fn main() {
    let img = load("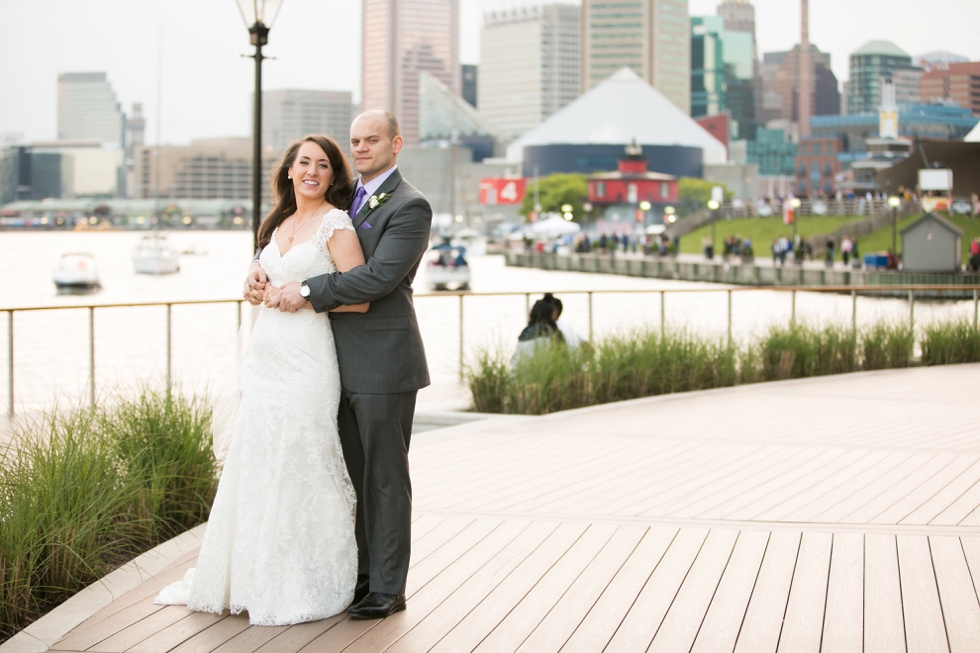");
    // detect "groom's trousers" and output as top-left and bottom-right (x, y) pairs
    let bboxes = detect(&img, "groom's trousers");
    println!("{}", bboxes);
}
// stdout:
(337, 388), (416, 596)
